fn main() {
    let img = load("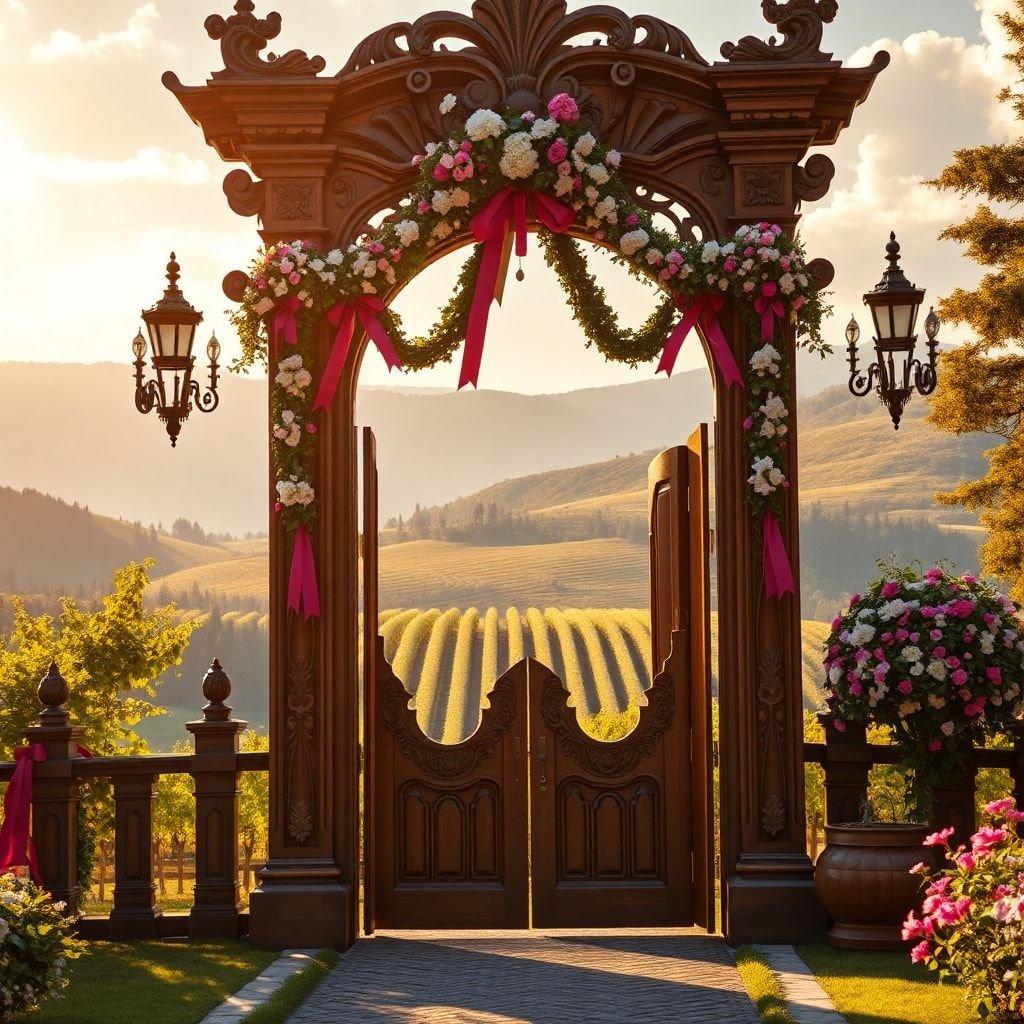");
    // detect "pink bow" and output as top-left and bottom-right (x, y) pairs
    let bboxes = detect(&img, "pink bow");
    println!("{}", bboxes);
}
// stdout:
(763, 511), (795, 599)
(0, 743), (46, 883)
(461, 188), (576, 389)
(271, 296), (302, 354)
(313, 298), (402, 412)
(658, 293), (744, 388)
(754, 282), (786, 343)
(287, 524), (321, 620)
